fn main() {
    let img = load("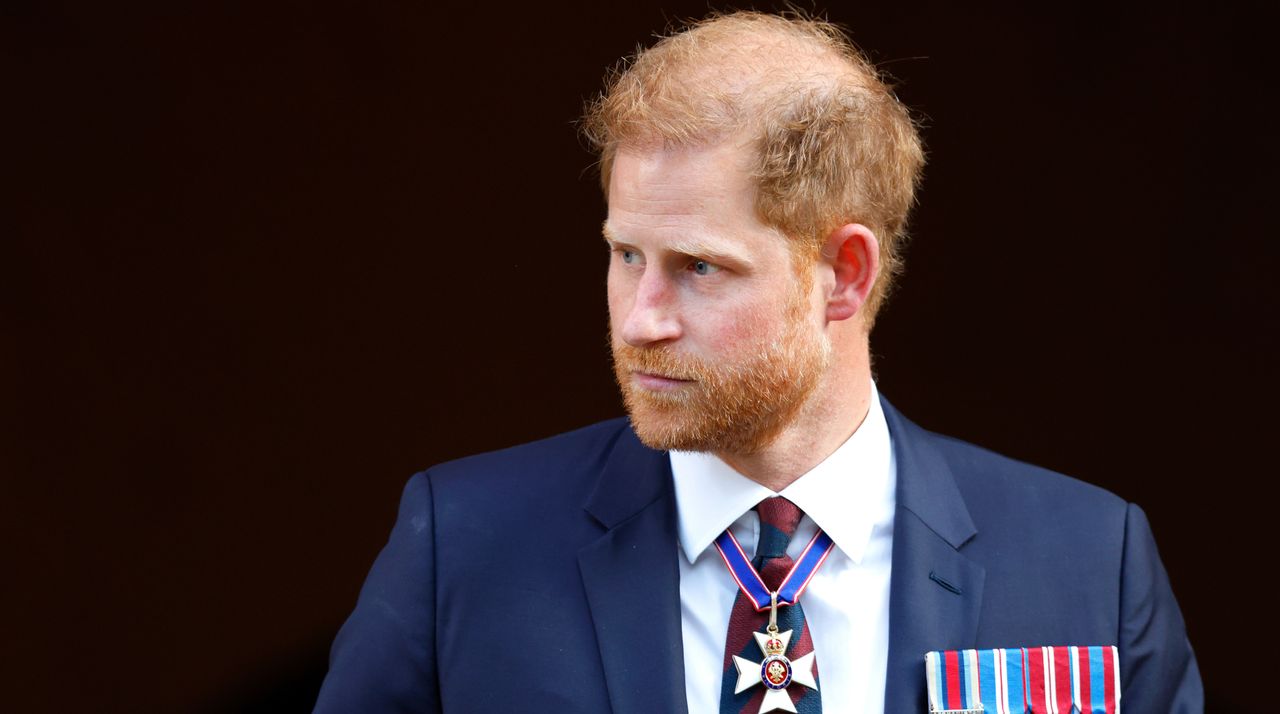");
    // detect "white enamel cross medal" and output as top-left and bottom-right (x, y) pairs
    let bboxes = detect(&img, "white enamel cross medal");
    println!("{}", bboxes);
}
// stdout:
(730, 593), (818, 714)
(713, 522), (834, 714)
